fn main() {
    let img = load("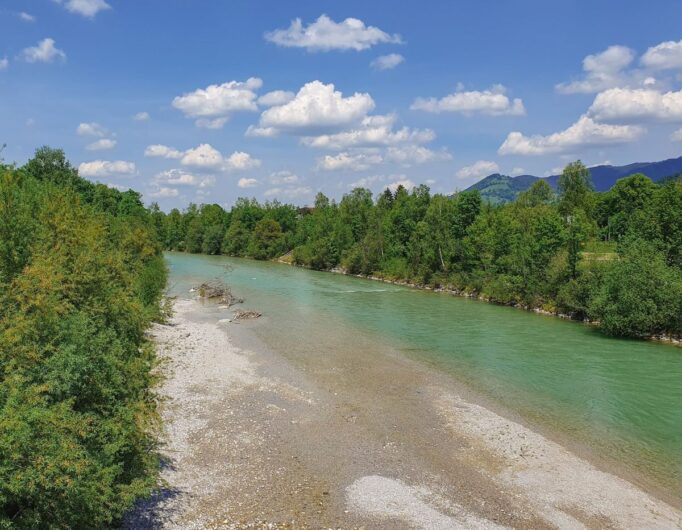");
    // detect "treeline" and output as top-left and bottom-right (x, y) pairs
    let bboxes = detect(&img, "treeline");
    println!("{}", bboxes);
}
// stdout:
(154, 161), (682, 339)
(0, 148), (167, 528)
